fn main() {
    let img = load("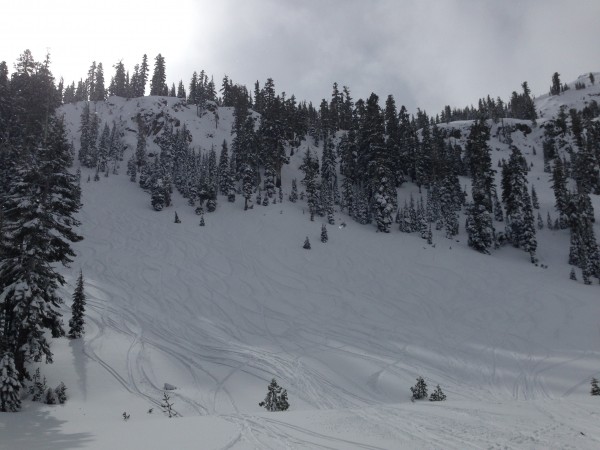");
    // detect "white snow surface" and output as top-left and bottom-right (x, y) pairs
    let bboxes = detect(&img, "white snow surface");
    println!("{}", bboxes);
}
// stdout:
(2, 80), (600, 449)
